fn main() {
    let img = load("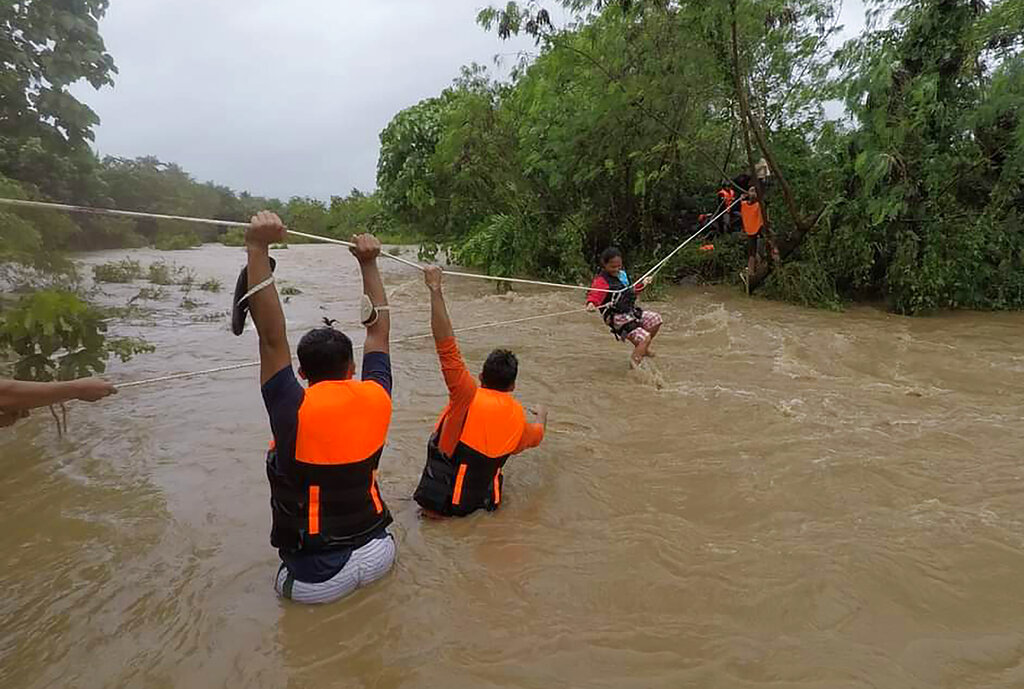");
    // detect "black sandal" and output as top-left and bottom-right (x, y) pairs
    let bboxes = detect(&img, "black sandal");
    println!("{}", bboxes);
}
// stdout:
(231, 256), (276, 336)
